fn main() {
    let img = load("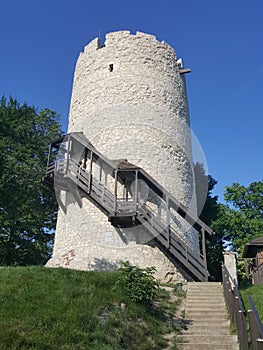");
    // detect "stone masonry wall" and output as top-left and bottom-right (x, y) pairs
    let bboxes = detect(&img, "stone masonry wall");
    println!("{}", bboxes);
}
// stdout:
(47, 31), (198, 282)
